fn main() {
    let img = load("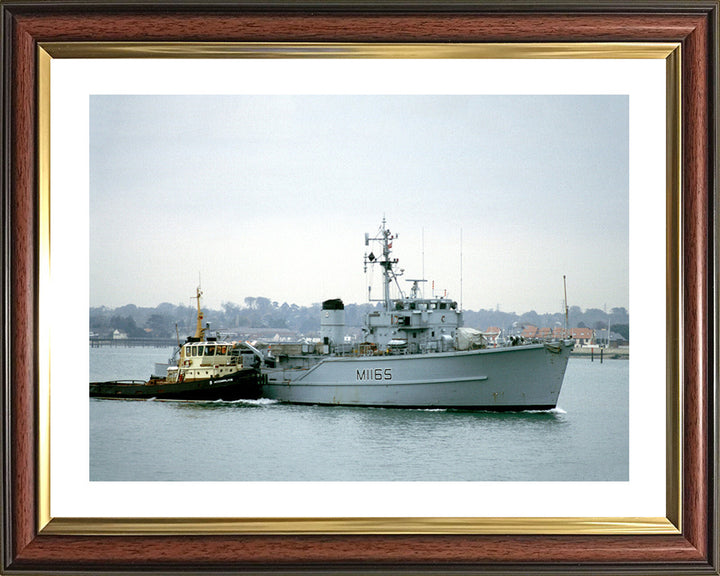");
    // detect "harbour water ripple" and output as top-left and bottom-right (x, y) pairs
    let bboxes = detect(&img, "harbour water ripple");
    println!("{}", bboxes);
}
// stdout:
(90, 346), (628, 481)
